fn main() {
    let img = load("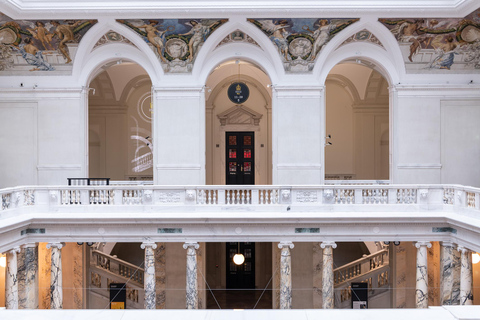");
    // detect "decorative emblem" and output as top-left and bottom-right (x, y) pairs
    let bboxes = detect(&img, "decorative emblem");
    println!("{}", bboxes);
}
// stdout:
(227, 82), (249, 104)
